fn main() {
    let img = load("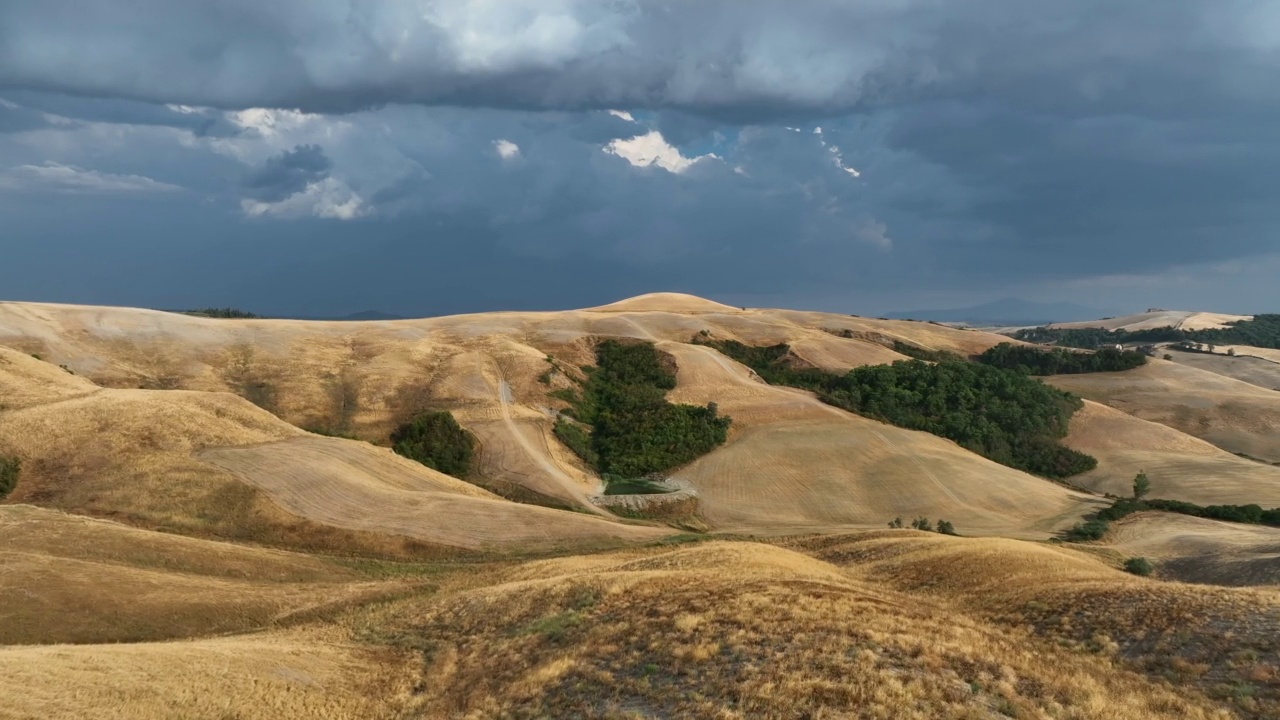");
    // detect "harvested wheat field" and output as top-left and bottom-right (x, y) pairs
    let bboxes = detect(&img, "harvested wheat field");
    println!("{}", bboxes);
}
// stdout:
(1101, 511), (1280, 587)
(200, 437), (669, 551)
(0, 504), (402, 644)
(1049, 358), (1280, 464)
(662, 342), (1101, 536)
(1049, 310), (1252, 332)
(1166, 347), (1280, 391)
(1062, 400), (1280, 506)
(0, 628), (410, 720)
(0, 296), (1042, 537)
(0, 345), (667, 555)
